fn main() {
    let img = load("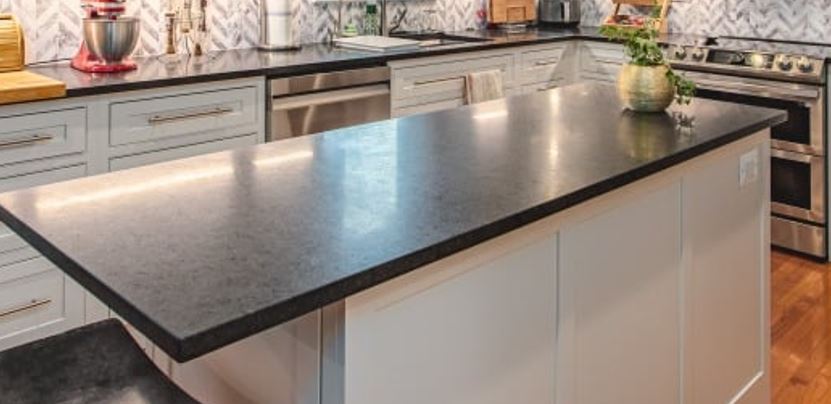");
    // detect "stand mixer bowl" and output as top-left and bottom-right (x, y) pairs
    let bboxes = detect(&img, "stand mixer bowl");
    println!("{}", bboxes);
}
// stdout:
(83, 17), (140, 64)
